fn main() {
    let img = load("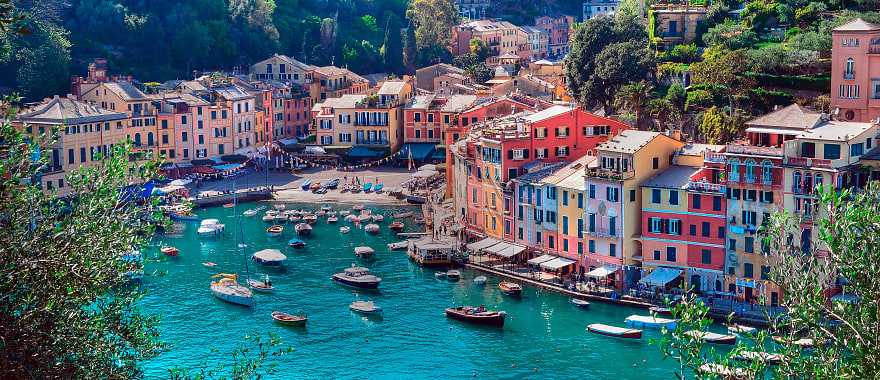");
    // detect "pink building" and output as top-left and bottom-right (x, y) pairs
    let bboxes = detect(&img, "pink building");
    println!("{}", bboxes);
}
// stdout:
(830, 18), (880, 122)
